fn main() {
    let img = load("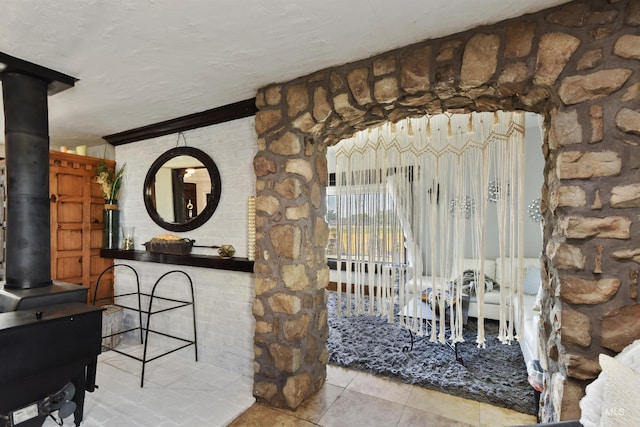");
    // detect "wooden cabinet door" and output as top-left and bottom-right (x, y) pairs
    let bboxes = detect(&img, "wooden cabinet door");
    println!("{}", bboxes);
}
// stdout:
(50, 152), (115, 304)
